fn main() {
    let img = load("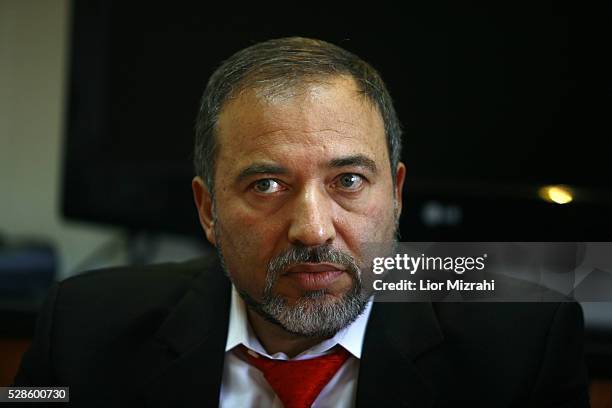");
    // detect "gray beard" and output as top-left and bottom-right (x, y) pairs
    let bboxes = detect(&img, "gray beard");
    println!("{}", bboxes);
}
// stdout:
(217, 242), (371, 338)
